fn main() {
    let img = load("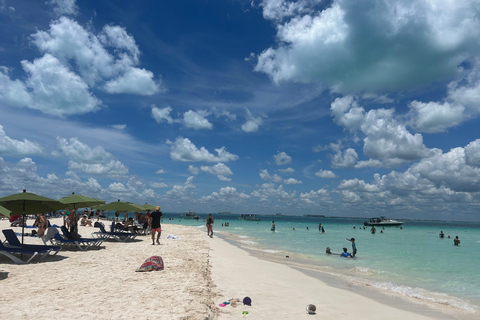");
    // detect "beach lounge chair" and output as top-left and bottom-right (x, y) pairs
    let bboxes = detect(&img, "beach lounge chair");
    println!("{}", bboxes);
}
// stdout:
(47, 226), (105, 251)
(2, 229), (61, 256)
(0, 239), (50, 264)
(91, 223), (137, 242)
